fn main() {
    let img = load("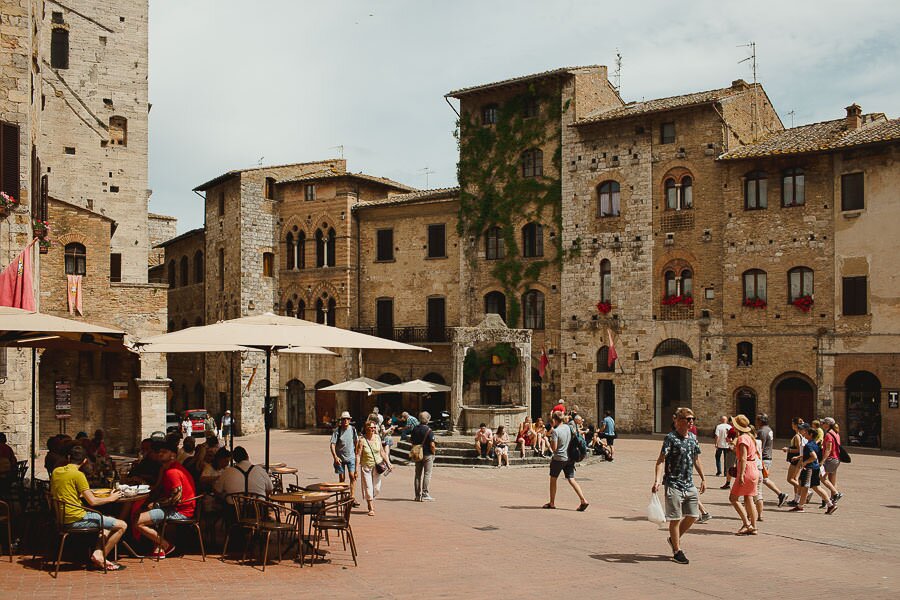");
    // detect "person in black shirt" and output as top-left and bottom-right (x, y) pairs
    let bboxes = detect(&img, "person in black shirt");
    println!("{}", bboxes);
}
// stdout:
(410, 411), (436, 502)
